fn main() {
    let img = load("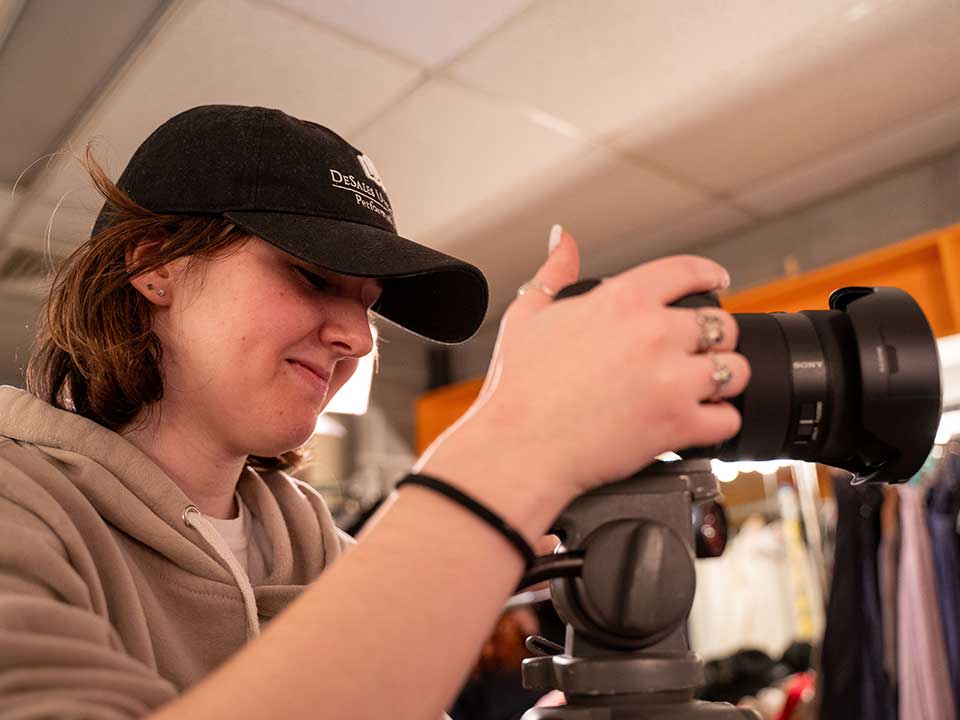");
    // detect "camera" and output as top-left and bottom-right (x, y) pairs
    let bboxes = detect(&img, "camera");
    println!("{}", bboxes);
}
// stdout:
(519, 280), (942, 719)
(557, 279), (943, 484)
